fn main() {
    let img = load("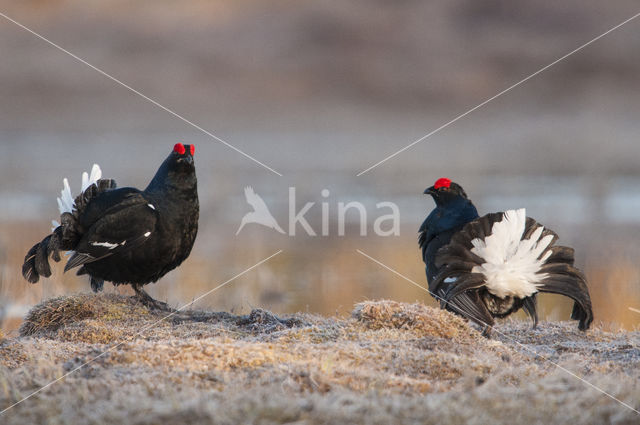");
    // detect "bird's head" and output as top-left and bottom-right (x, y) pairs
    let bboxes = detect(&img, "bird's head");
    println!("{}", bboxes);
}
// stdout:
(145, 143), (197, 194)
(171, 142), (195, 170)
(424, 177), (468, 205)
